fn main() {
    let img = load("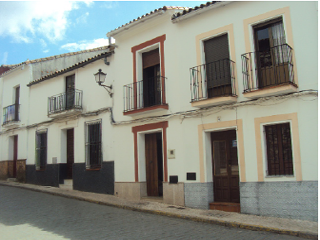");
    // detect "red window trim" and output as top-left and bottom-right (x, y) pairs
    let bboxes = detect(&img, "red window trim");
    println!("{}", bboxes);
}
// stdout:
(132, 121), (168, 183)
